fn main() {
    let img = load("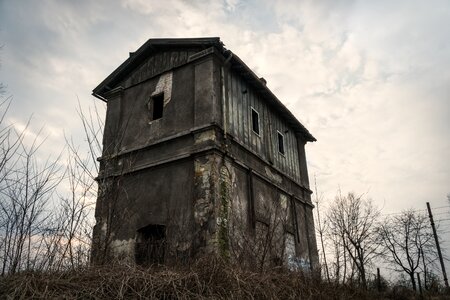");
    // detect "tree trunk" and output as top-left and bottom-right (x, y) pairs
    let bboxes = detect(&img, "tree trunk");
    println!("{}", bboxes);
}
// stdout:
(410, 272), (417, 291)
